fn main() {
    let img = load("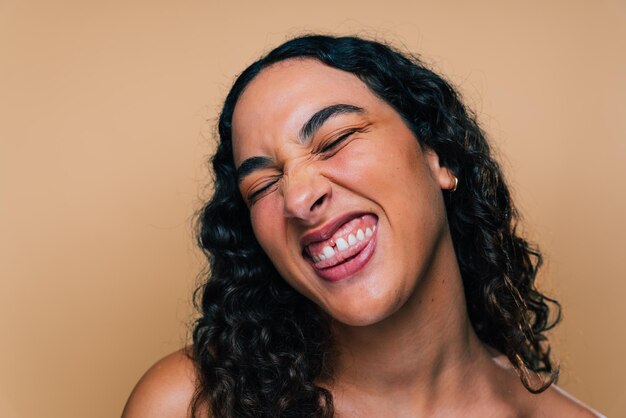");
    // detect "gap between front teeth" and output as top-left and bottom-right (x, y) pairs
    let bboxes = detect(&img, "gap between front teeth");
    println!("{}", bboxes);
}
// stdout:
(312, 226), (375, 263)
